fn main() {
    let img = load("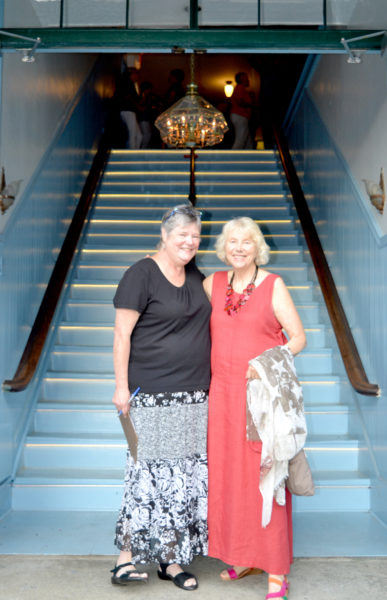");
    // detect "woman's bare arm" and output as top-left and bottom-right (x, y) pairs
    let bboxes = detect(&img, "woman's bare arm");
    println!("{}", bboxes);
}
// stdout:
(203, 273), (214, 301)
(246, 276), (306, 380)
(272, 276), (306, 355)
(112, 308), (140, 416)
